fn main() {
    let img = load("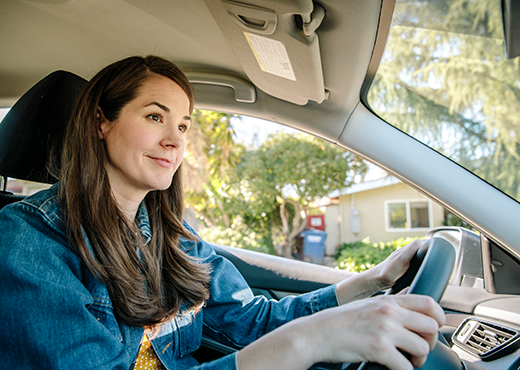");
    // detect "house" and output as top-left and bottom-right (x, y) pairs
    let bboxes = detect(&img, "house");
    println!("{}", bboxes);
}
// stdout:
(324, 176), (444, 255)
